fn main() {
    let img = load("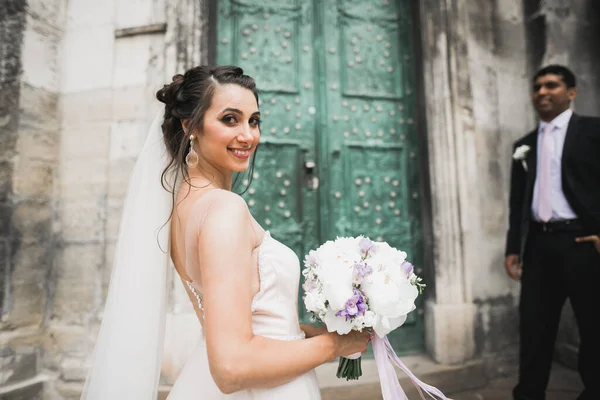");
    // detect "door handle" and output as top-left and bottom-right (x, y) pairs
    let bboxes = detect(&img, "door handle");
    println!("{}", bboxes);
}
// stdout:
(304, 160), (319, 190)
